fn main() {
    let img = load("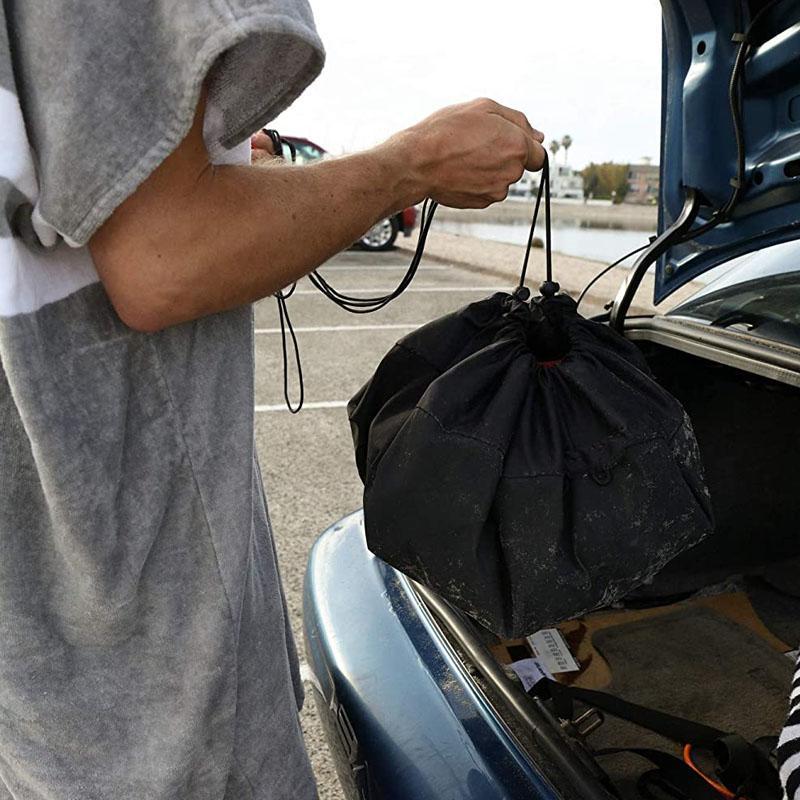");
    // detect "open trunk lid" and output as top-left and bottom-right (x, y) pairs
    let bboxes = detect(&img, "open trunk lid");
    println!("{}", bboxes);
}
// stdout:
(657, 0), (800, 303)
